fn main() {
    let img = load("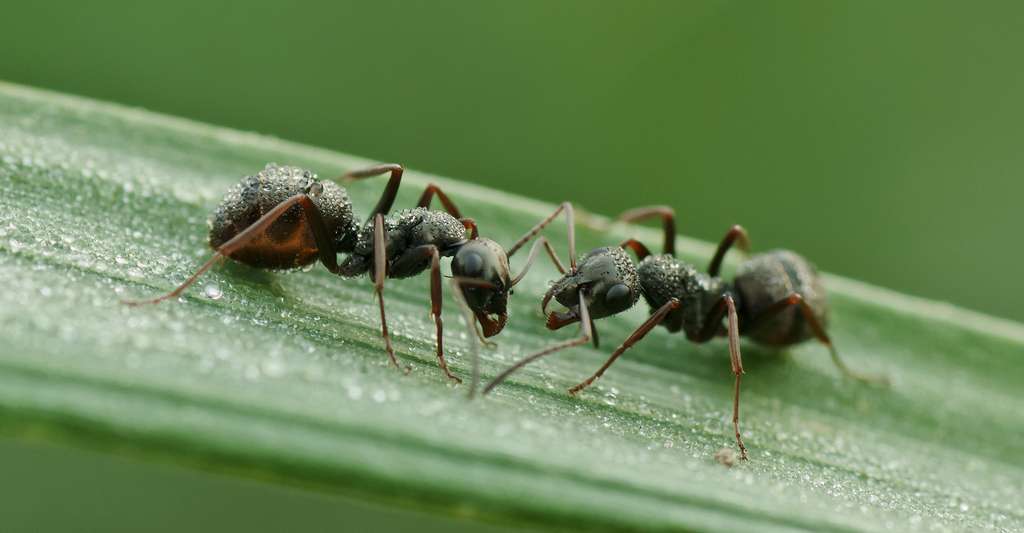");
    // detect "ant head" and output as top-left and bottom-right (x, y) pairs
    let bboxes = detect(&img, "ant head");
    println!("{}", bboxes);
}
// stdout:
(451, 238), (512, 337)
(543, 246), (640, 330)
